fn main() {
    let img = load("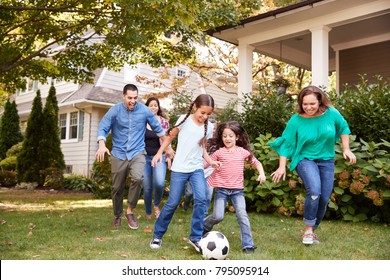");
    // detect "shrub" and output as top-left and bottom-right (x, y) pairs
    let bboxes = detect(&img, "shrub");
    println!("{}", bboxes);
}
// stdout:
(331, 75), (390, 143)
(0, 170), (17, 187)
(238, 88), (295, 143)
(91, 133), (112, 199)
(41, 167), (64, 189)
(63, 175), (97, 192)
(0, 156), (17, 171)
